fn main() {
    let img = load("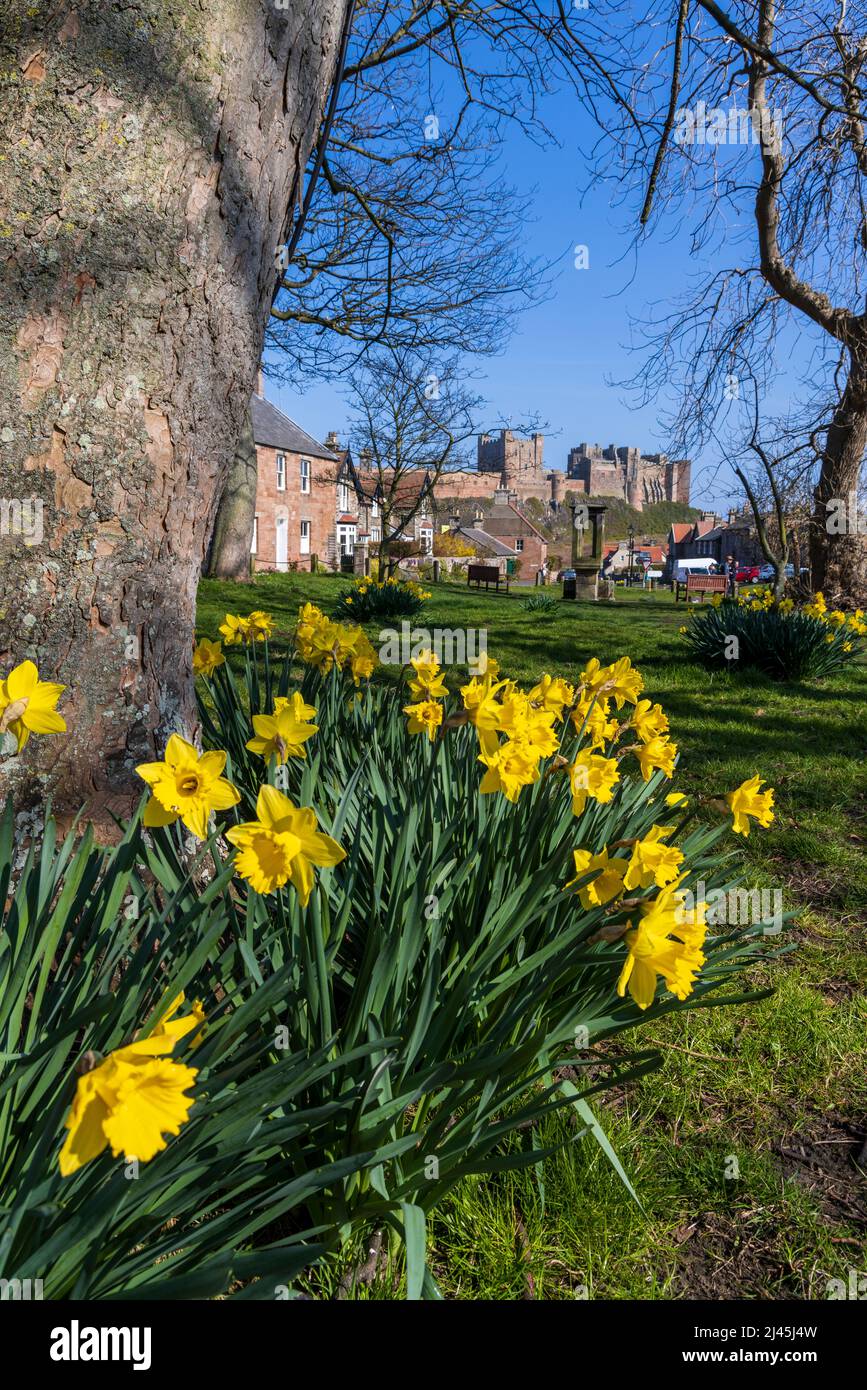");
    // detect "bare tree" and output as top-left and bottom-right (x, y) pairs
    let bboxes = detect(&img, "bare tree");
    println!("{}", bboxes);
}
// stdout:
(345, 350), (481, 575)
(591, 0), (867, 602)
